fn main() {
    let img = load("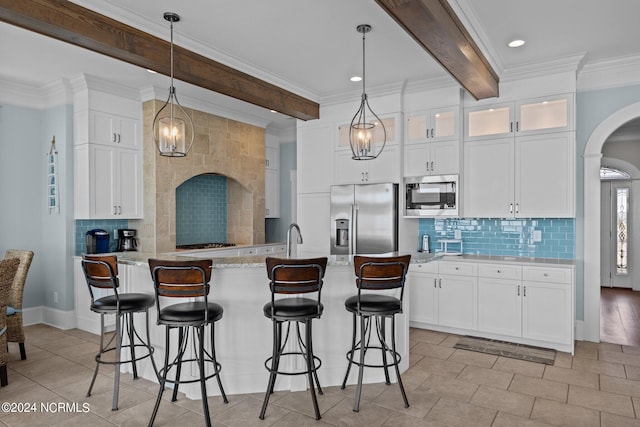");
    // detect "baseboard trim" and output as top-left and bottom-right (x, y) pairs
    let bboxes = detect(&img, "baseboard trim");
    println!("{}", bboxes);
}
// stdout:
(23, 306), (75, 330)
